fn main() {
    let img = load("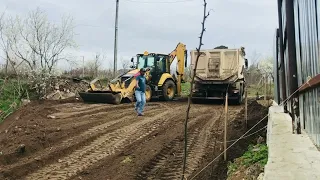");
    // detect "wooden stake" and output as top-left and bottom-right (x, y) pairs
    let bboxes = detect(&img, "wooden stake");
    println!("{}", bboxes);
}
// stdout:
(245, 86), (248, 129)
(264, 75), (267, 101)
(269, 77), (272, 105)
(224, 93), (228, 161)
